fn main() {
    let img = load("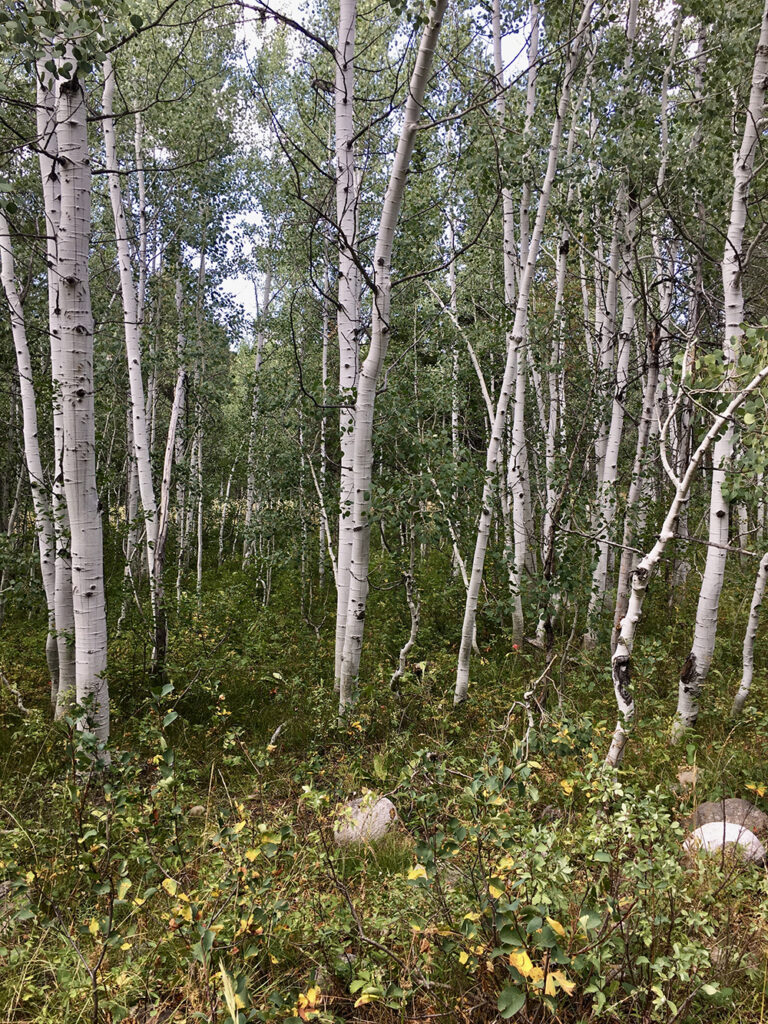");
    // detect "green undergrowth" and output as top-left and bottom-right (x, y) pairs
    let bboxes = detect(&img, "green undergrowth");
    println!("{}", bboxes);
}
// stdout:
(2, 567), (768, 1023)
